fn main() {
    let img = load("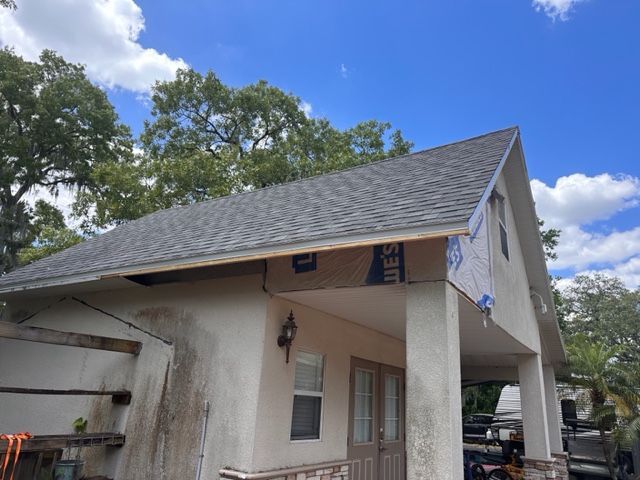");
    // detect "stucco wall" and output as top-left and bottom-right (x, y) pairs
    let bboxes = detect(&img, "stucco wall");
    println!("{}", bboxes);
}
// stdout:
(489, 164), (541, 354)
(250, 296), (405, 472)
(0, 274), (269, 479)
